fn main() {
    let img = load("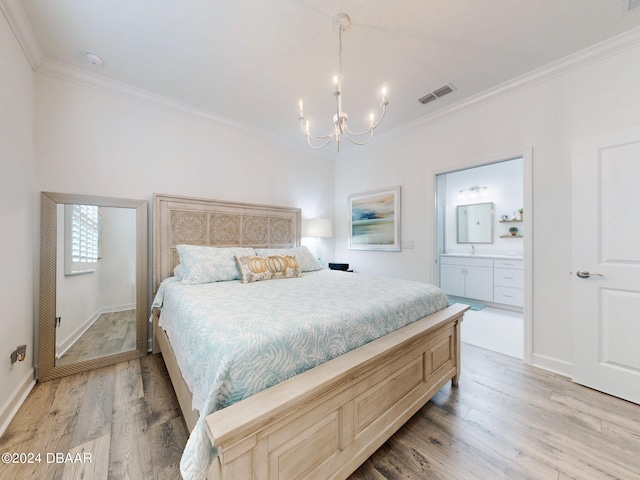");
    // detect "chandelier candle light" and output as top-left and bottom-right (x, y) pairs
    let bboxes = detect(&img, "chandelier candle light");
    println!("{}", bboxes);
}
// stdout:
(298, 13), (389, 151)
